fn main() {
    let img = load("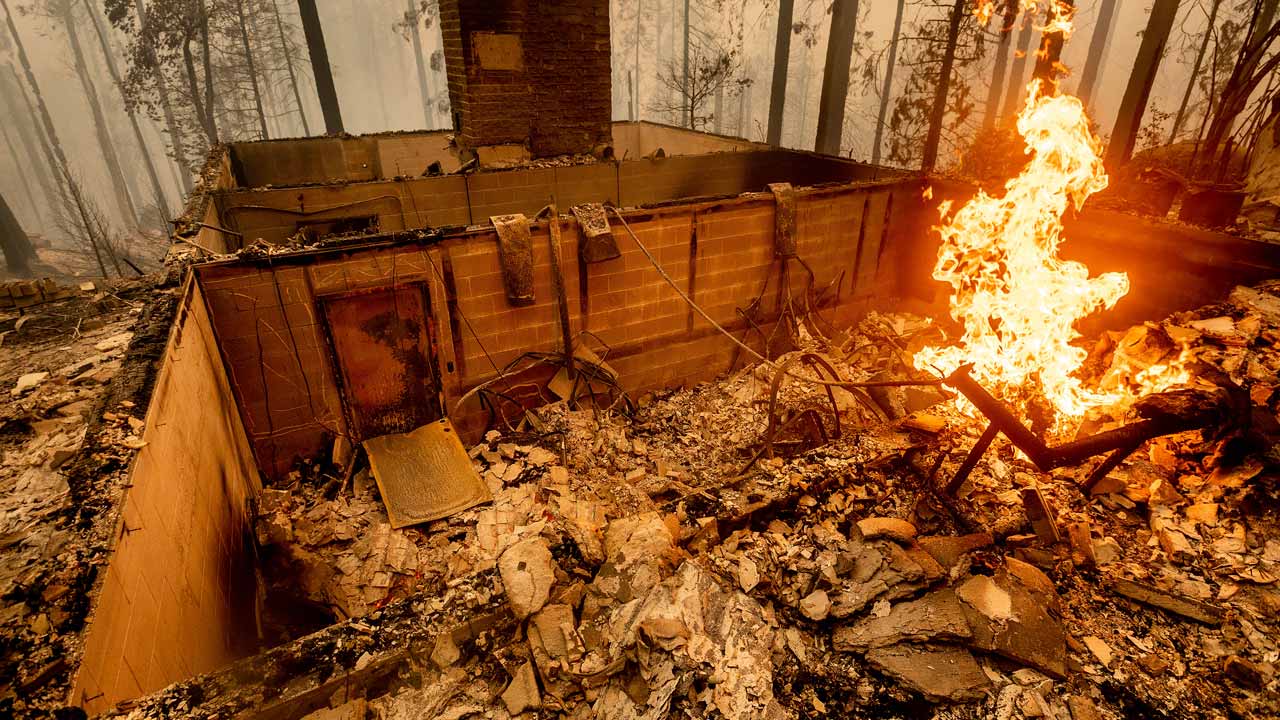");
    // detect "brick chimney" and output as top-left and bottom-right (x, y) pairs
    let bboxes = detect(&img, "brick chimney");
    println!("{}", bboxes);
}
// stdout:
(439, 0), (612, 160)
